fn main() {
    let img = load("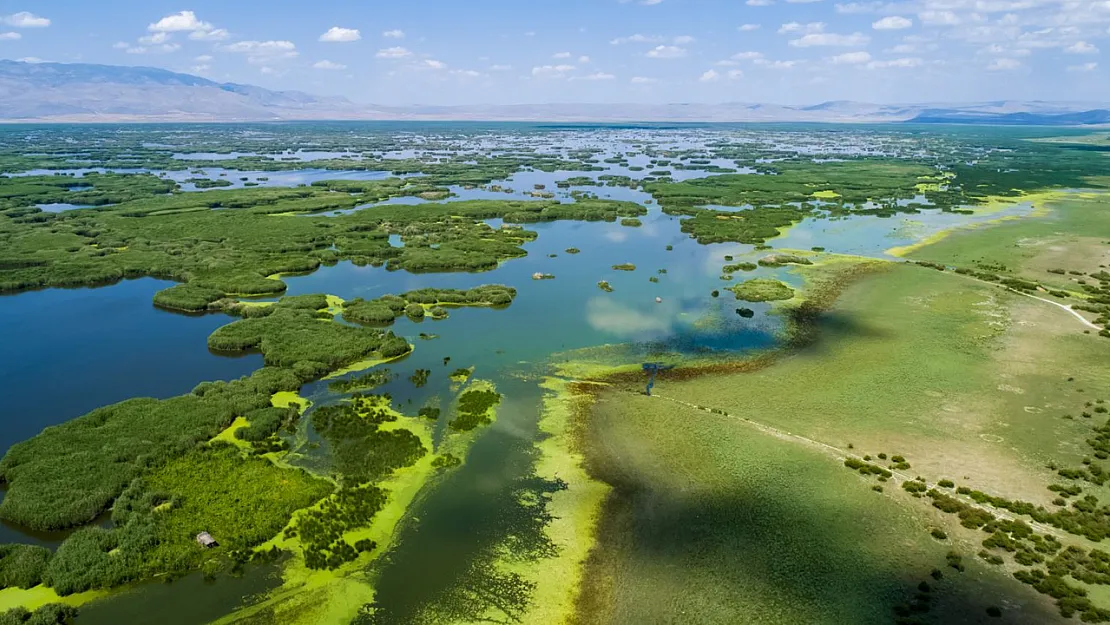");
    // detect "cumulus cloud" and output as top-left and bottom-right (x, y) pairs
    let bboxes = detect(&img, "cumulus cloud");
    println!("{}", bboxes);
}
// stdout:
(779, 22), (825, 34)
(0, 31), (20, 40)
(1065, 41), (1099, 54)
(320, 27), (361, 42)
(872, 16), (912, 30)
(738, 24), (761, 31)
(867, 57), (923, 68)
(631, 76), (658, 83)
(532, 64), (576, 78)
(224, 40), (298, 63)
(190, 29), (229, 41)
(579, 55), (591, 63)
(383, 29), (405, 39)
(313, 60), (347, 70)
(489, 64), (513, 71)
(673, 35), (696, 44)
(2, 11), (50, 28)
(699, 69), (720, 81)
(732, 51), (765, 60)
(832, 51), (872, 63)
(149, 11), (211, 33)
(422, 59), (447, 70)
(553, 51), (572, 58)
(646, 45), (687, 58)
(610, 34), (665, 44)
(375, 46), (412, 58)
(574, 71), (616, 80)
(790, 32), (870, 47)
